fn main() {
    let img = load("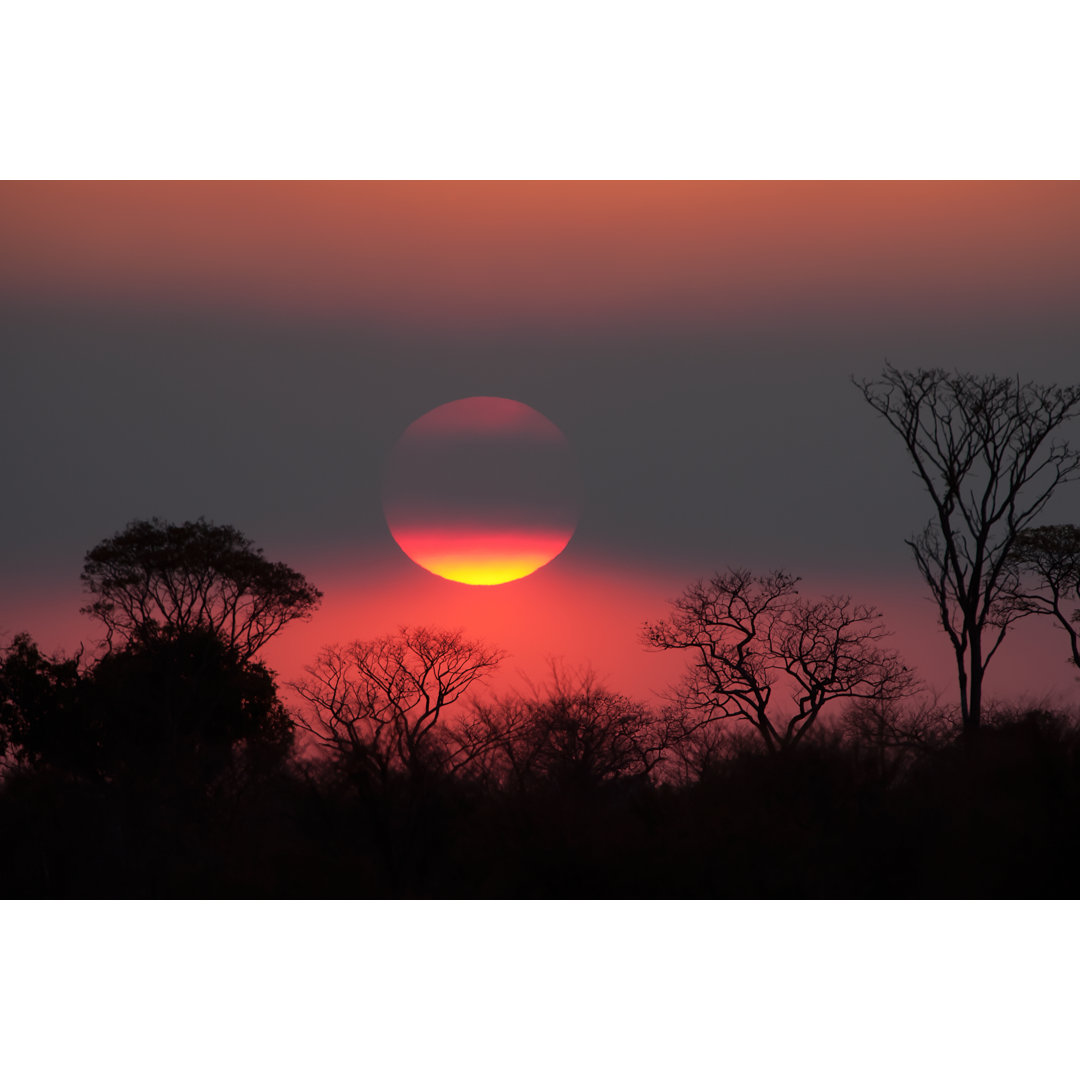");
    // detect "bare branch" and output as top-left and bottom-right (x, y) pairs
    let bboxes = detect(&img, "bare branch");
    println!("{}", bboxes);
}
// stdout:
(291, 626), (504, 782)
(644, 569), (915, 755)
(855, 365), (1080, 731)
(1002, 524), (1080, 670)
(463, 663), (678, 791)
